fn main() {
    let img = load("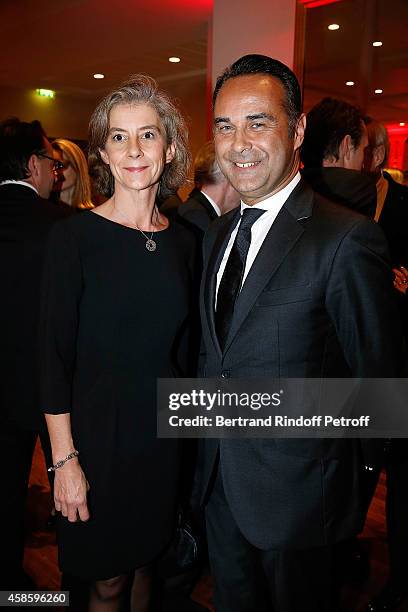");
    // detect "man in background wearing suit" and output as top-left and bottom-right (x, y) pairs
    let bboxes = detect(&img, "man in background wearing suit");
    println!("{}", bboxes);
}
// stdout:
(364, 117), (408, 270)
(364, 117), (408, 612)
(199, 55), (404, 612)
(300, 96), (376, 218)
(179, 141), (239, 233)
(301, 97), (380, 584)
(0, 118), (69, 588)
